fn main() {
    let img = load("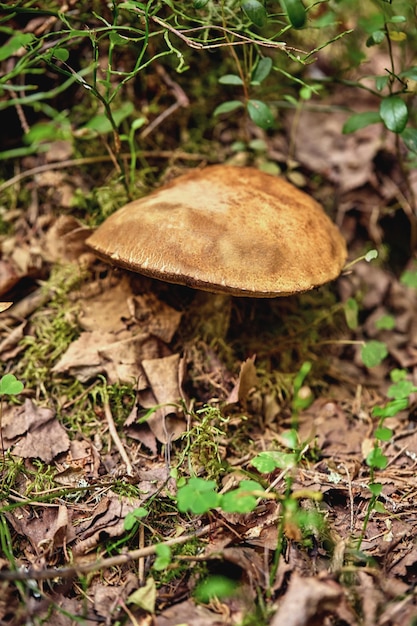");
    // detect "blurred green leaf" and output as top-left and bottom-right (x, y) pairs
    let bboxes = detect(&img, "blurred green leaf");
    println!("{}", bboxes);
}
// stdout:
(219, 74), (244, 86)
(280, 0), (306, 29)
(380, 96), (408, 133)
(400, 267), (417, 289)
(366, 448), (388, 470)
(343, 111), (381, 133)
(361, 341), (388, 368)
(401, 128), (417, 154)
(0, 33), (34, 62)
(242, 0), (268, 27)
(251, 56), (272, 84)
(213, 100), (244, 116)
(247, 99), (274, 129)
(344, 297), (359, 330)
